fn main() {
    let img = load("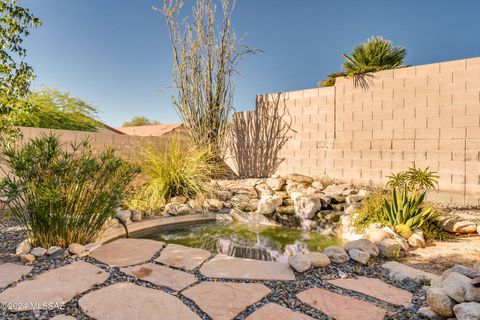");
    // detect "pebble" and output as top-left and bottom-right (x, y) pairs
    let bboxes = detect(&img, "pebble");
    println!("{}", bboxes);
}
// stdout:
(68, 243), (85, 255)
